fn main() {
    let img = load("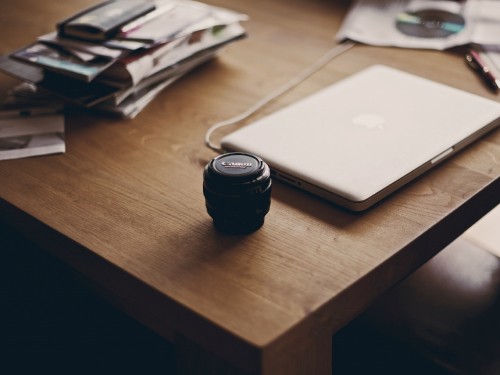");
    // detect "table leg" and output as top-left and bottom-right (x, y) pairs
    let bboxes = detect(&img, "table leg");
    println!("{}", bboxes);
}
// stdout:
(175, 332), (332, 375)
(262, 332), (332, 375)
(175, 333), (251, 375)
